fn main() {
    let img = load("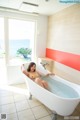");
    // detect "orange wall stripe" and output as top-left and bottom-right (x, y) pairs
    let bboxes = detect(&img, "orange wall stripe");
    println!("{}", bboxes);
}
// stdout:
(46, 48), (80, 71)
